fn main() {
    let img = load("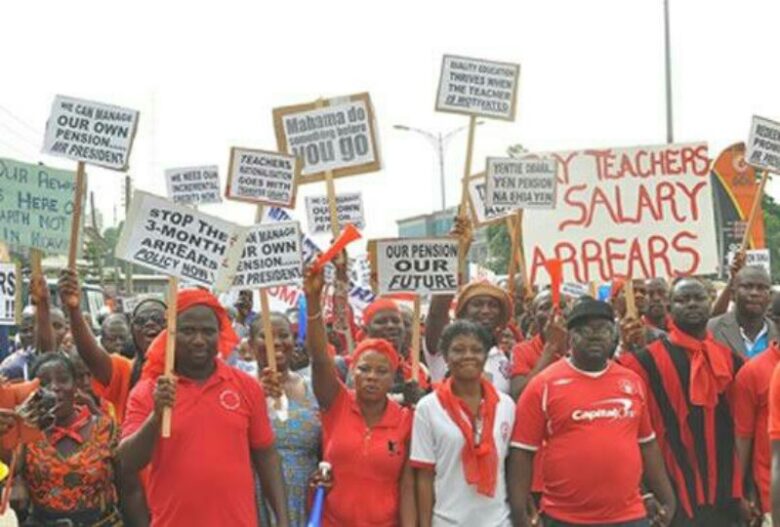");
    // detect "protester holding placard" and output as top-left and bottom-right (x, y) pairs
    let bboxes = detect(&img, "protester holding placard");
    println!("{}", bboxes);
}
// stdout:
(57, 270), (166, 424)
(621, 279), (744, 525)
(118, 288), (289, 527)
(303, 265), (415, 527)
(252, 313), (321, 527)
(412, 320), (515, 527)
